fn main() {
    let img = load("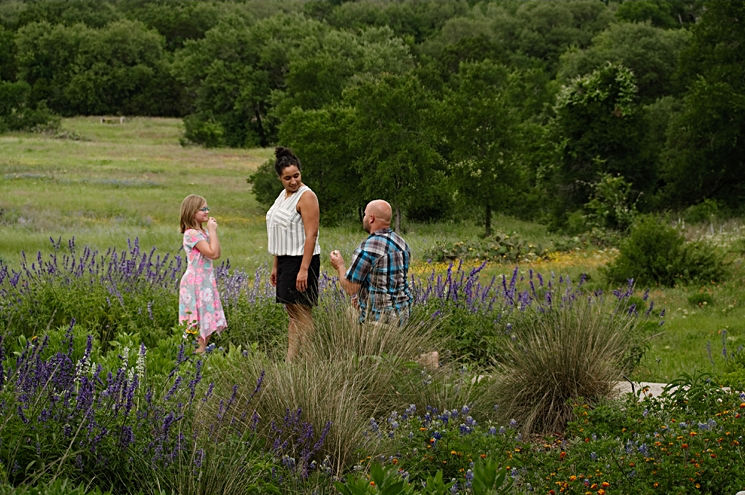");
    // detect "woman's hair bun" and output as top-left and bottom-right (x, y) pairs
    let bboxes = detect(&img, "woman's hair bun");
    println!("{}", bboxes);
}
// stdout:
(274, 146), (301, 174)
